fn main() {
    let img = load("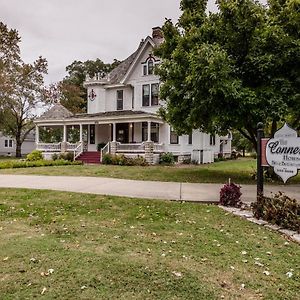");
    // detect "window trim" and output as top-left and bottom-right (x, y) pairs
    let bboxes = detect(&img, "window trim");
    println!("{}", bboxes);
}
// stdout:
(170, 128), (179, 145)
(116, 90), (124, 111)
(4, 139), (13, 148)
(188, 133), (193, 145)
(142, 83), (159, 107)
(210, 134), (216, 146)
